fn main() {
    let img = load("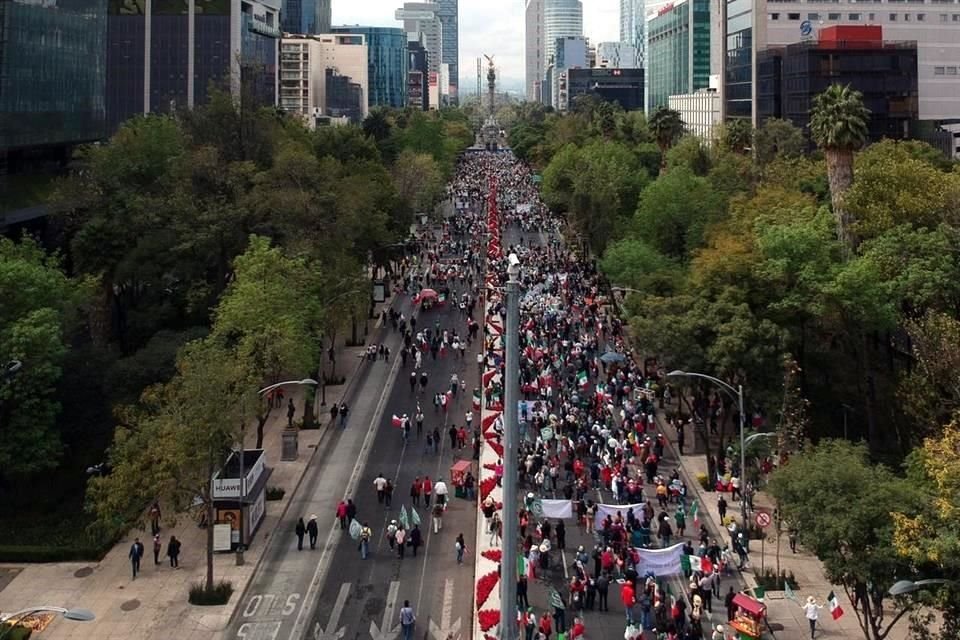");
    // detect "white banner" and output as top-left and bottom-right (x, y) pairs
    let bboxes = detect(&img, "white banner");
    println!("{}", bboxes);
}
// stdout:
(634, 543), (686, 577)
(539, 499), (573, 519)
(594, 502), (645, 530)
